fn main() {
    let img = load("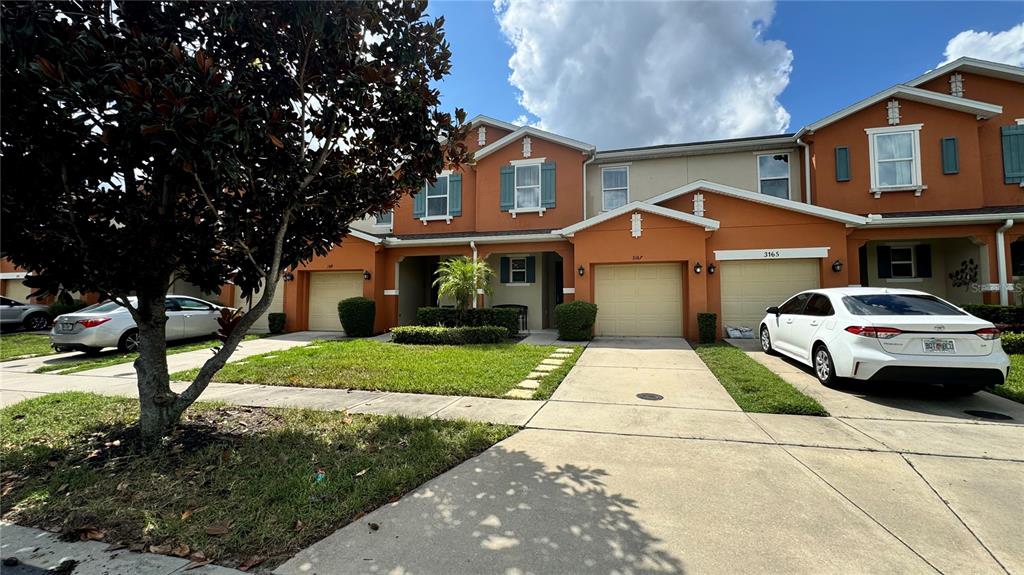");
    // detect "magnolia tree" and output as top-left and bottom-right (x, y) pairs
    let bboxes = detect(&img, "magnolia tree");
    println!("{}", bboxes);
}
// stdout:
(1, 1), (467, 445)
